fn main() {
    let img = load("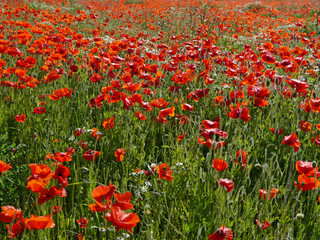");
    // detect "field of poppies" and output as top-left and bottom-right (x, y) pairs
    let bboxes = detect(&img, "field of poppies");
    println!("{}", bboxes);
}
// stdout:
(0, 0), (320, 239)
